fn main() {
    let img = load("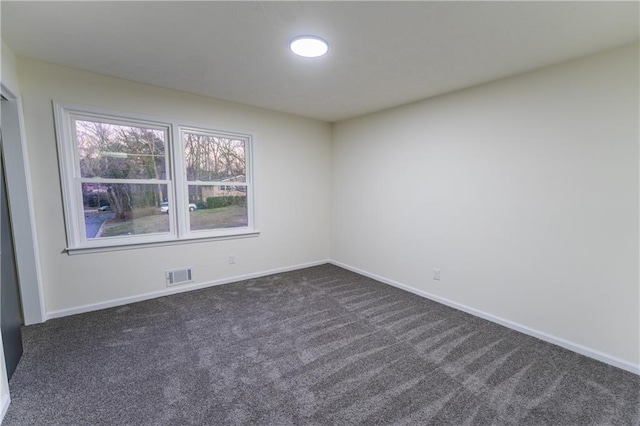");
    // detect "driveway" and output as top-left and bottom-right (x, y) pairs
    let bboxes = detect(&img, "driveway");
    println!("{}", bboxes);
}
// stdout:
(84, 211), (115, 238)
